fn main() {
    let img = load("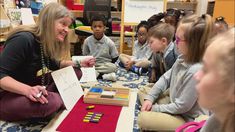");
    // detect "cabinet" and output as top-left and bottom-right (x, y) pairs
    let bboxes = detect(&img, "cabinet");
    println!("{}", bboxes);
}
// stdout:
(213, 0), (234, 26)
(167, 1), (198, 13)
